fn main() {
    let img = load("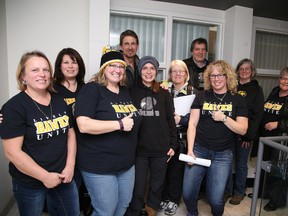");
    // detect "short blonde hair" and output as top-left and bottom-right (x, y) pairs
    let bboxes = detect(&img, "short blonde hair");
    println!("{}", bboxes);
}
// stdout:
(16, 51), (54, 92)
(280, 66), (288, 78)
(203, 60), (238, 94)
(168, 60), (190, 83)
